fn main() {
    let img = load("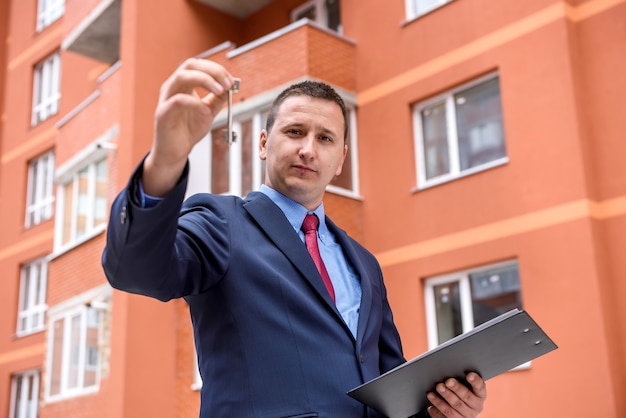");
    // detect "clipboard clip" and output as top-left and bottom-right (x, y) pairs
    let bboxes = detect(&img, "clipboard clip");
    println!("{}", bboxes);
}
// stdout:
(222, 78), (241, 145)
